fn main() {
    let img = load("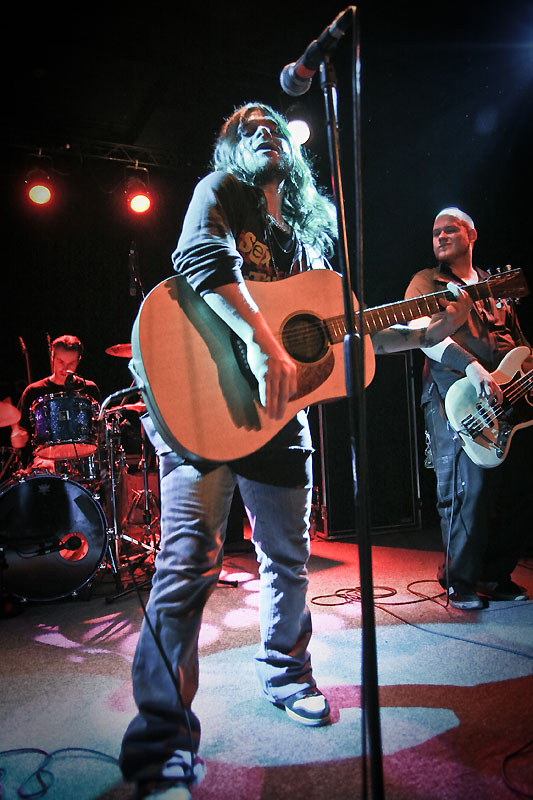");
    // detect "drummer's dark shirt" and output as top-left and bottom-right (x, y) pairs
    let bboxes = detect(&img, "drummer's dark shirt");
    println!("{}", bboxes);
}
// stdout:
(18, 377), (101, 466)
